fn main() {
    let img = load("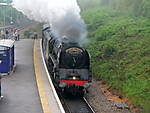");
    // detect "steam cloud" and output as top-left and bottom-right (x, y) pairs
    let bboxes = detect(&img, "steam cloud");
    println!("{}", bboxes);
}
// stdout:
(13, 0), (87, 43)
